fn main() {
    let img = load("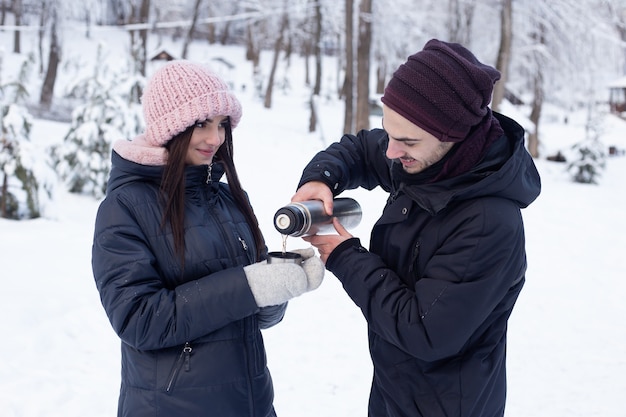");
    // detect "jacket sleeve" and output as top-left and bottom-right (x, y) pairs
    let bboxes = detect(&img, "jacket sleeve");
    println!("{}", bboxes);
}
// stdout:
(297, 129), (393, 194)
(257, 303), (287, 329)
(326, 198), (526, 362)
(92, 194), (260, 351)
